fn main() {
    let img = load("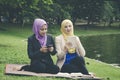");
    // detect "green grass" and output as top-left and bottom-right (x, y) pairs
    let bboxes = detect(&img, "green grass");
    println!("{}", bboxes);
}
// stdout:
(0, 23), (120, 80)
